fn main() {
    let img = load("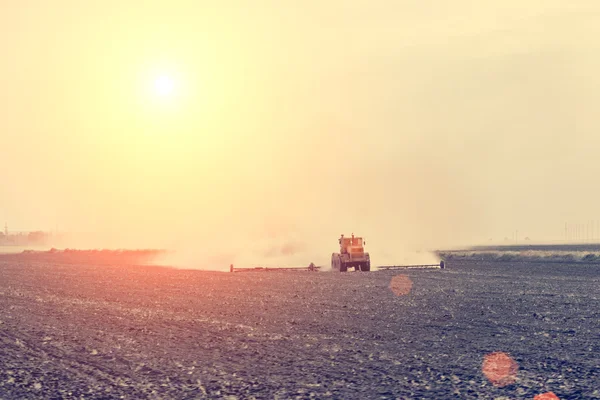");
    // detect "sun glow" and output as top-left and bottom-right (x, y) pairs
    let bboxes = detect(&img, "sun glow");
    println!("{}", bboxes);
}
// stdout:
(140, 66), (189, 115)
(153, 74), (176, 98)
